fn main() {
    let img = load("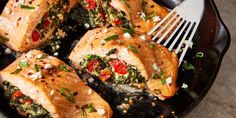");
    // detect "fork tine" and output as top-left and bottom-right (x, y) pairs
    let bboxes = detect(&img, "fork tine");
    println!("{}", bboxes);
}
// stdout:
(147, 6), (179, 35)
(163, 19), (185, 46)
(152, 13), (179, 42)
(178, 22), (200, 66)
(157, 16), (182, 44)
(175, 22), (194, 54)
(168, 21), (188, 51)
